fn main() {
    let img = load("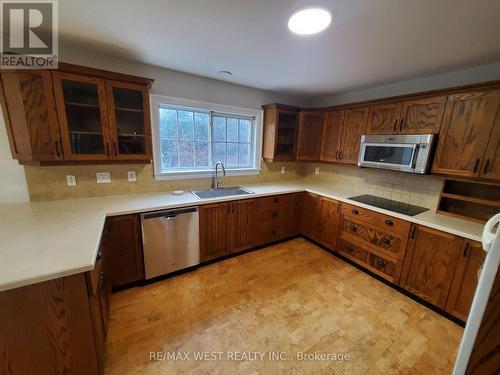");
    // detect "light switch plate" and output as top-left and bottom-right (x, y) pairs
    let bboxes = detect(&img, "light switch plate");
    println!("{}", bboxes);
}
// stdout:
(96, 172), (111, 184)
(66, 175), (77, 186)
(128, 171), (137, 182)
(280, 166), (286, 174)
(314, 167), (320, 175)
